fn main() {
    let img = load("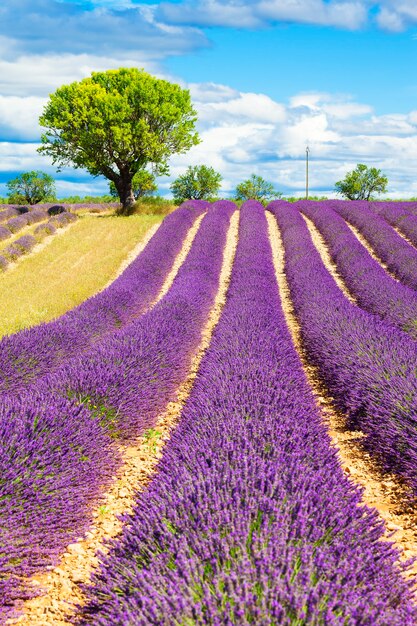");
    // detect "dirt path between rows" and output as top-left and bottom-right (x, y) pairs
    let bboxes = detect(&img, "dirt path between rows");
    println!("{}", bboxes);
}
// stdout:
(392, 224), (417, 249)
(343, 219), (401, 282)
(266, 211), (417, 591)
(301, 214), (357, 304)
(10, 211), (239, 625)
